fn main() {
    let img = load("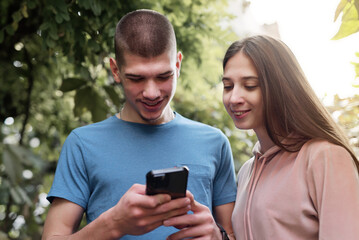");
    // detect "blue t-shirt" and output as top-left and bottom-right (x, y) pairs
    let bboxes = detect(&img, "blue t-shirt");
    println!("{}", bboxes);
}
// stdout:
(47, 112), (237, 239)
